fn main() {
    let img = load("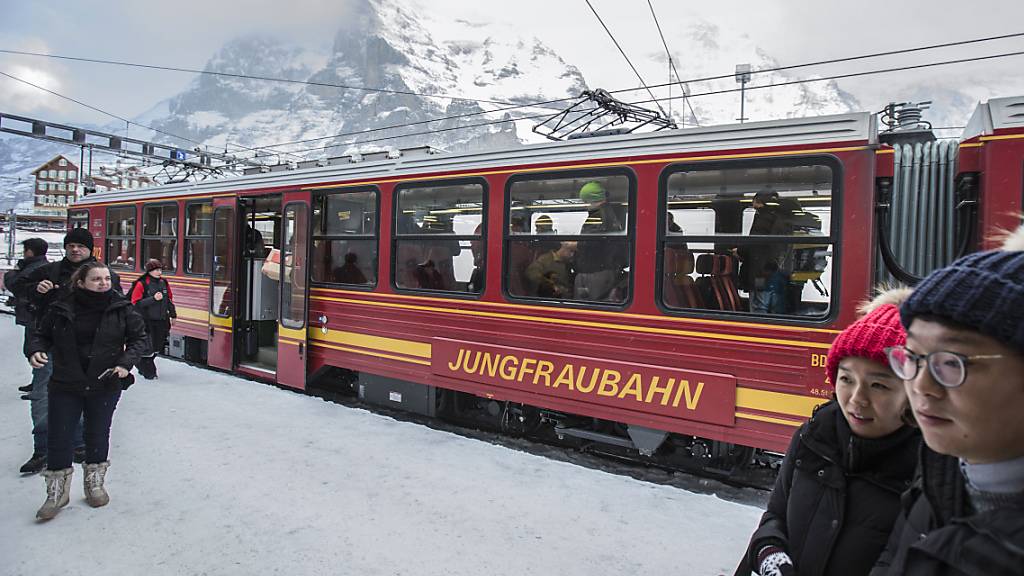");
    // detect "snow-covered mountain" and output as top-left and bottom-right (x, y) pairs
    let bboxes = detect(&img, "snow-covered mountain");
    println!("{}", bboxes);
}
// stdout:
(1, 0), (880, 208)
